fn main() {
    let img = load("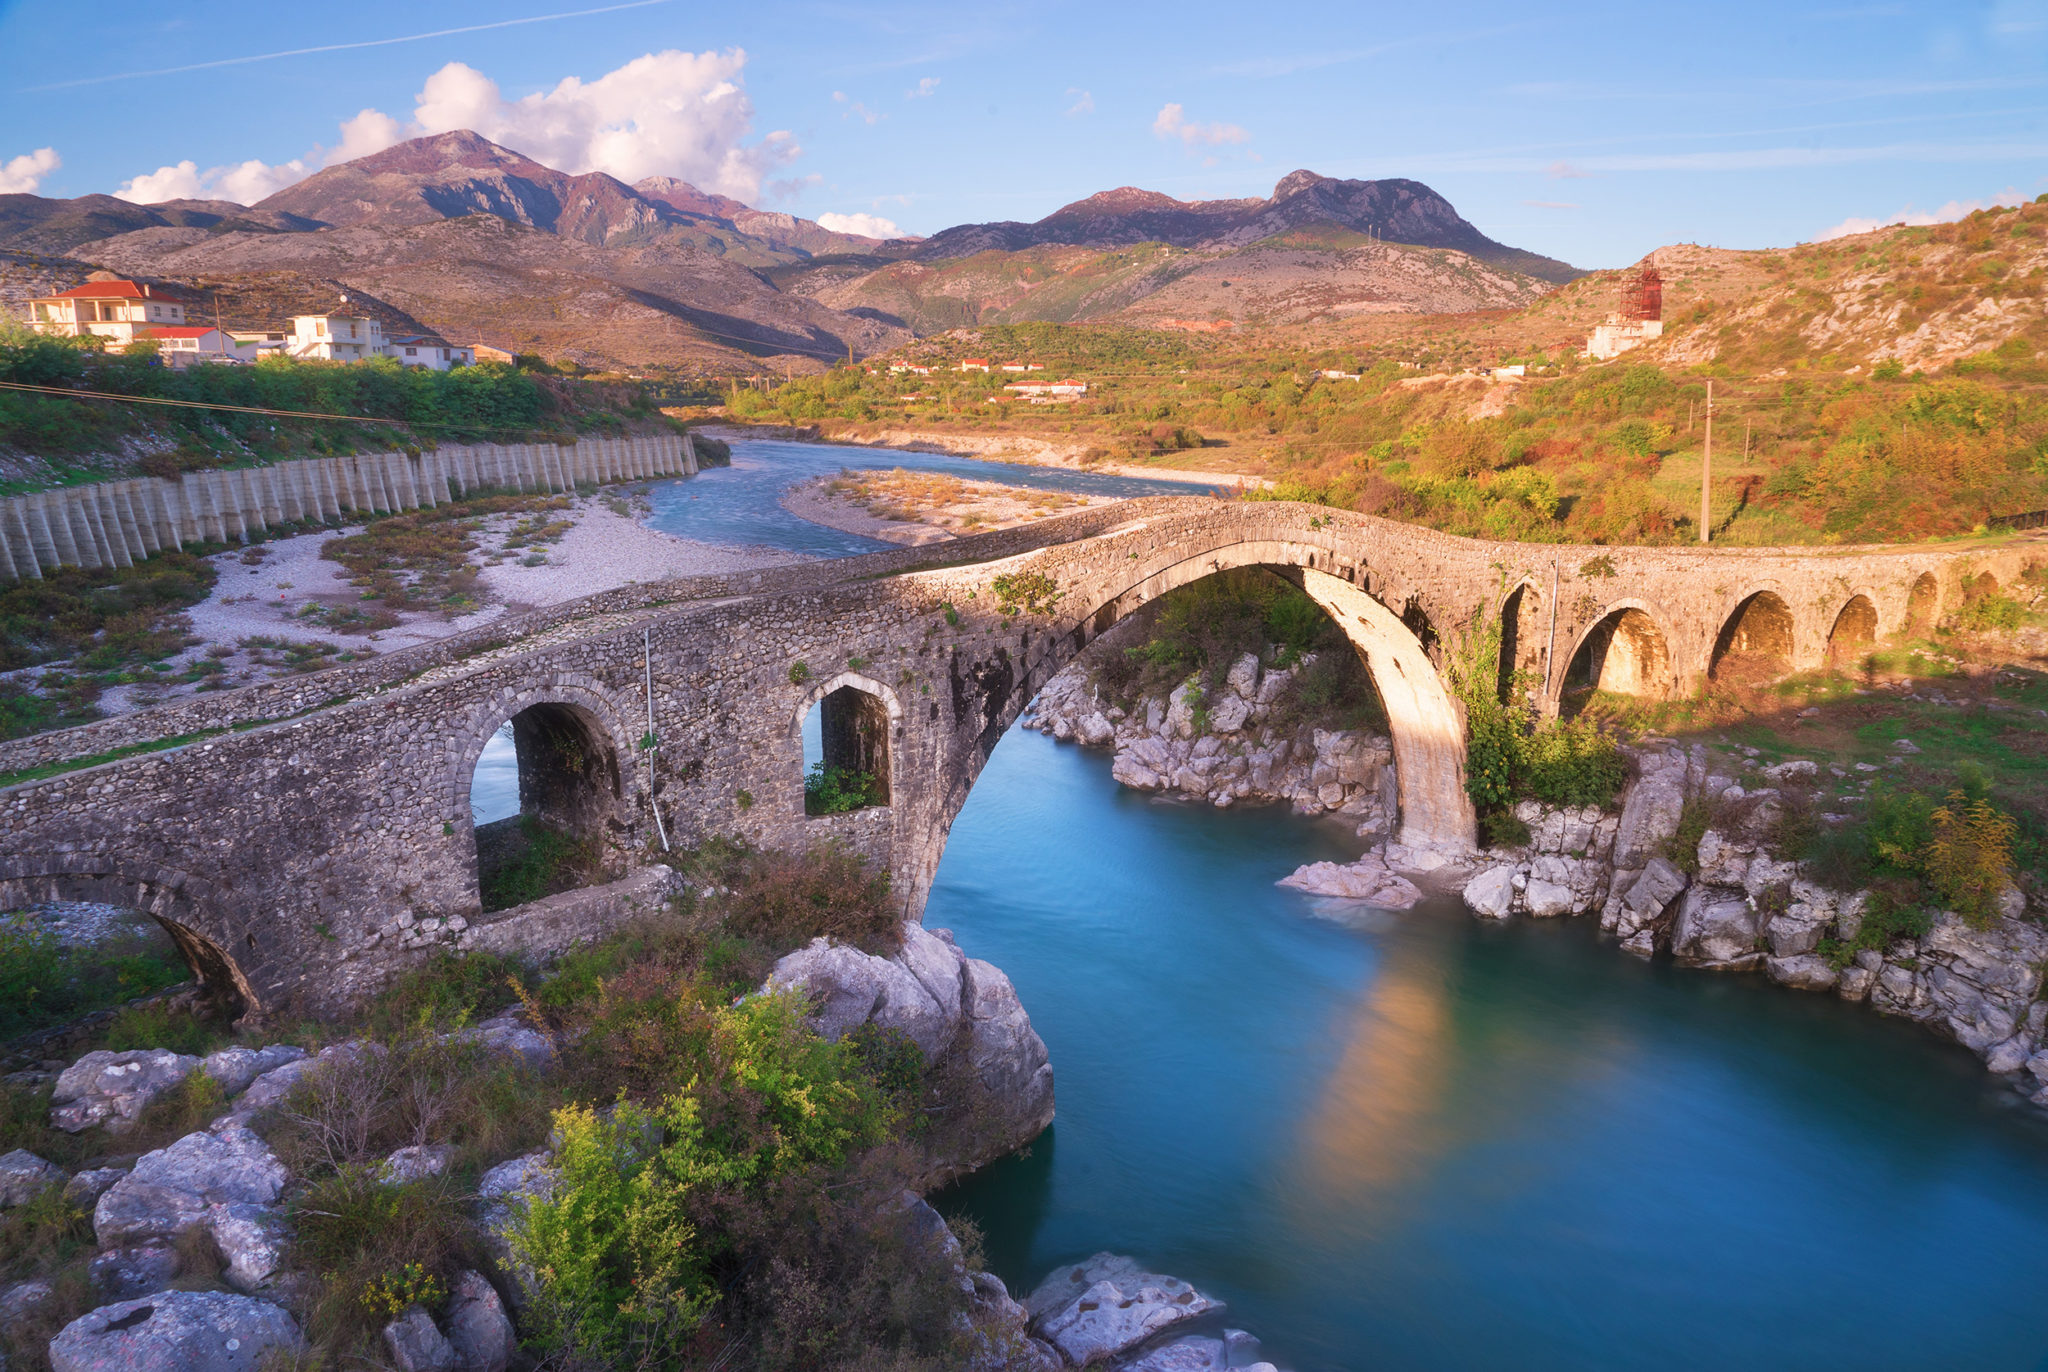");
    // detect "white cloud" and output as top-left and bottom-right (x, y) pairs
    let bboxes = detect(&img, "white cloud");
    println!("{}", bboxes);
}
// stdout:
(115, 47), (796, 207)
(1065, 88), (1094, 116)
(1815, 187), (2027, 240)
(0, 147), (60, 194)
(906, 77), (940, 99)
(817, 211), (902, 239)
(409, 50), (796, 198)
(1546, 160), (1592, 179)
(1152, 103), (1248, 148)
